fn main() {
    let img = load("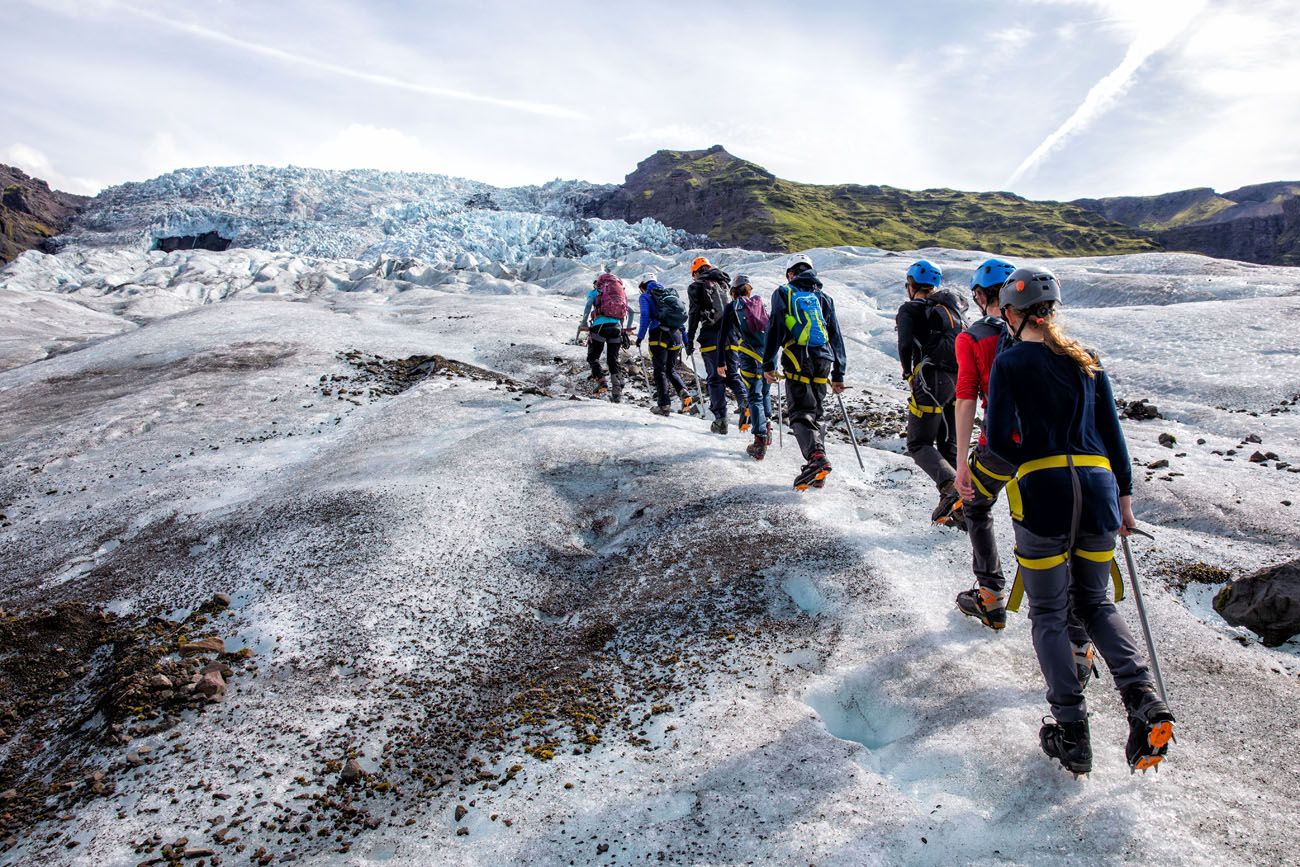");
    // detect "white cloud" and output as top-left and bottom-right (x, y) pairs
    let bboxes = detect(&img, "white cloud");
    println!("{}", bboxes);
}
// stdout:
(0, 143), (103, 194)
(1005, 0), (1208, 186)
(308, 125), (440, 173)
